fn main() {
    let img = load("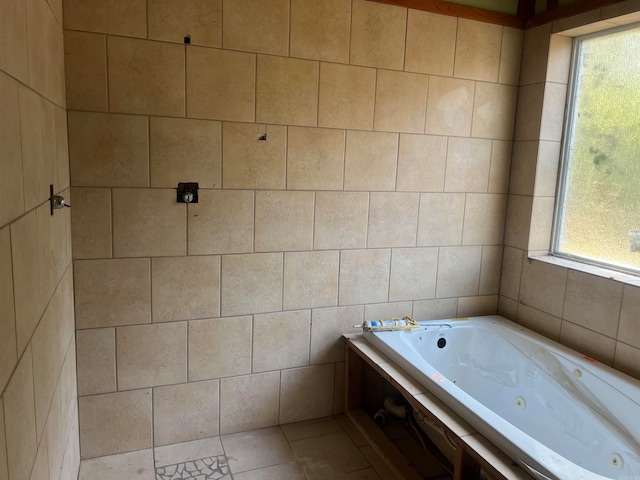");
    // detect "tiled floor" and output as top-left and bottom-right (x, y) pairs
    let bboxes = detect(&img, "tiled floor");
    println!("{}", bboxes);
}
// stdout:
(78, 415), (400, 480)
